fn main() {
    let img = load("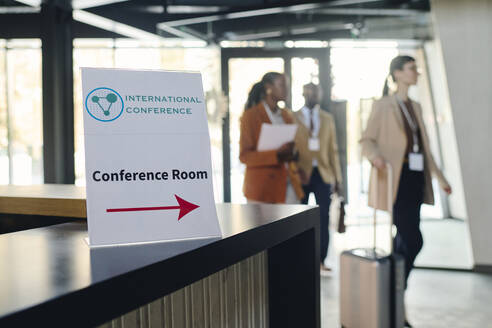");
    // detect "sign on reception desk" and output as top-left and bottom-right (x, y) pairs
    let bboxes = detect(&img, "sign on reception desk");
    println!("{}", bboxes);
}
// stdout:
(81, 68), (221, 246)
